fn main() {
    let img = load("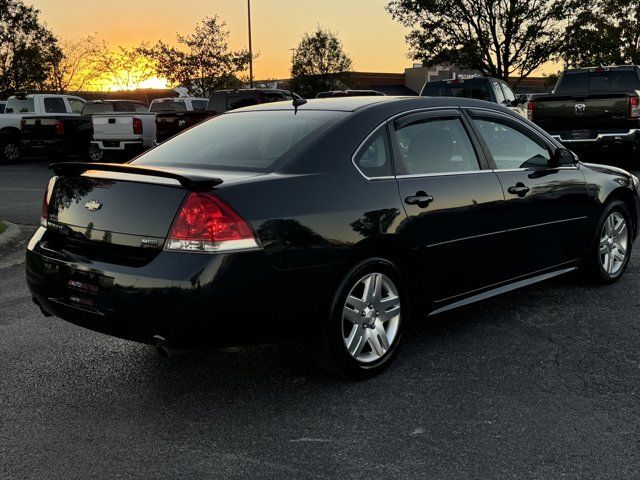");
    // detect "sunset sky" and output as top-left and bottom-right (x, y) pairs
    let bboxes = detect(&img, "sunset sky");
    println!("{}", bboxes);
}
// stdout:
(31, 0), (414, 80)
